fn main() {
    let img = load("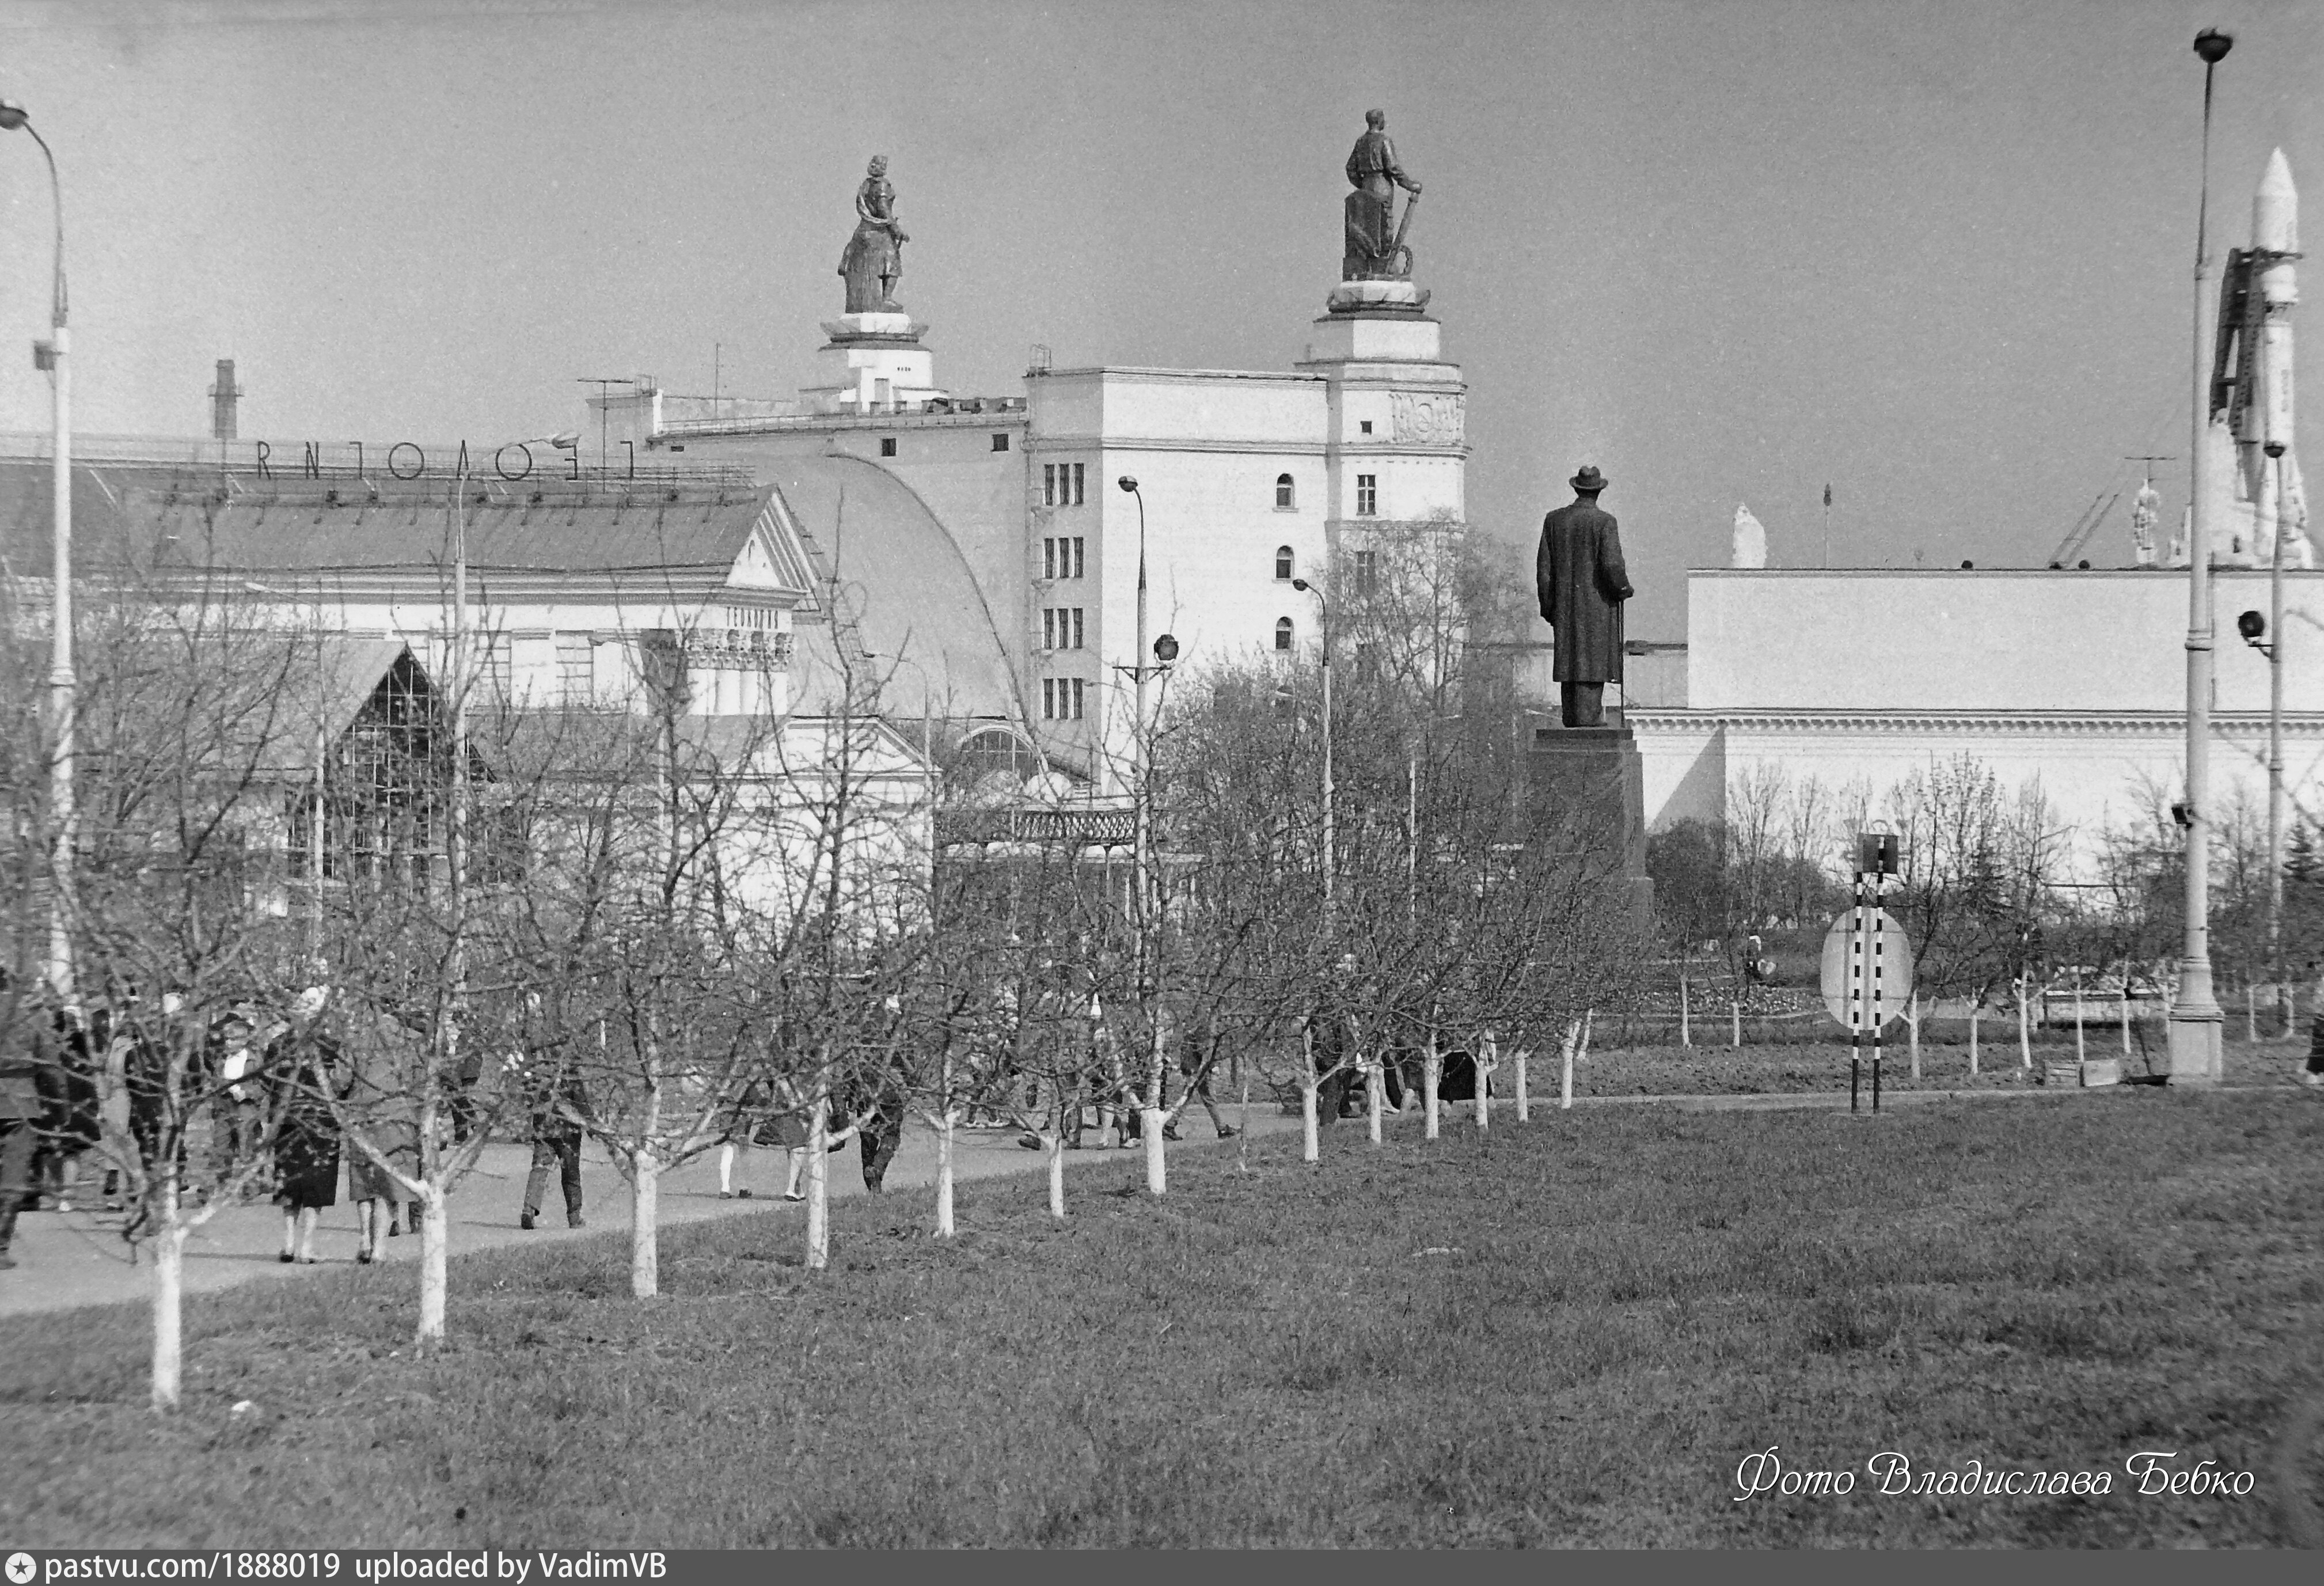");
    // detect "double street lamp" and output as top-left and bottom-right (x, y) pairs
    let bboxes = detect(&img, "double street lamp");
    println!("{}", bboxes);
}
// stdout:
(2169, 28), (2235, 1080)
(1, 98), (74, 997)
(1113, 477), (1177, 1180)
